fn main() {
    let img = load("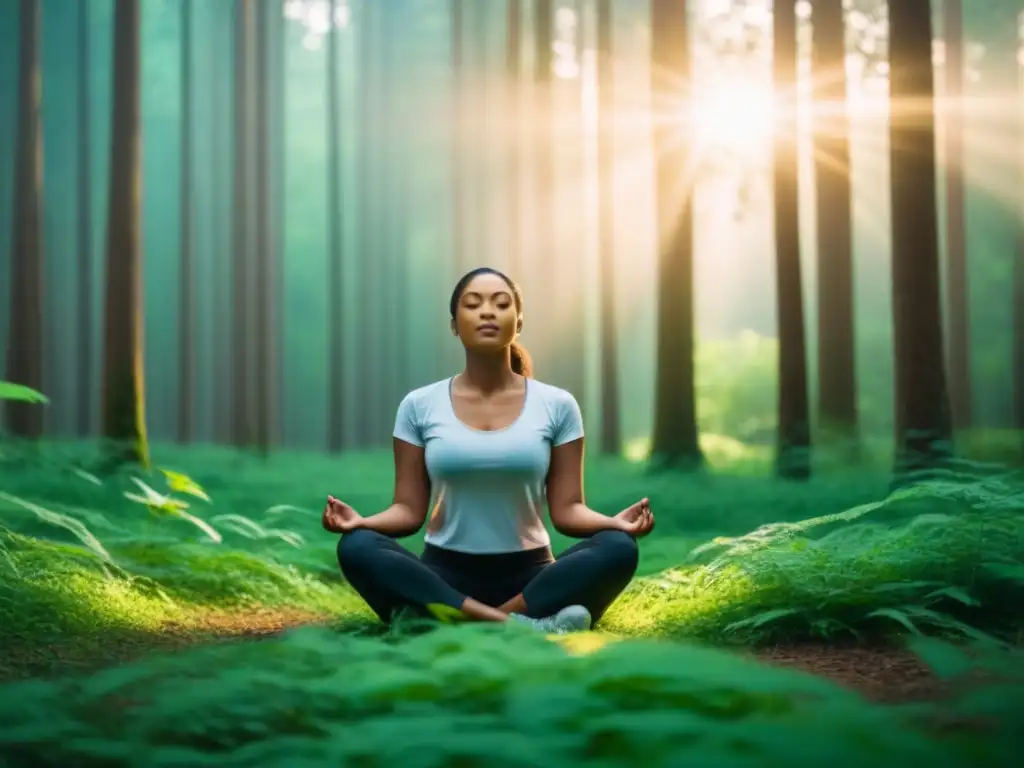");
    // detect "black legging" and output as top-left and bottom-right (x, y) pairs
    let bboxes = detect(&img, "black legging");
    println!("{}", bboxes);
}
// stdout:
(337, 528), (639, 625)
